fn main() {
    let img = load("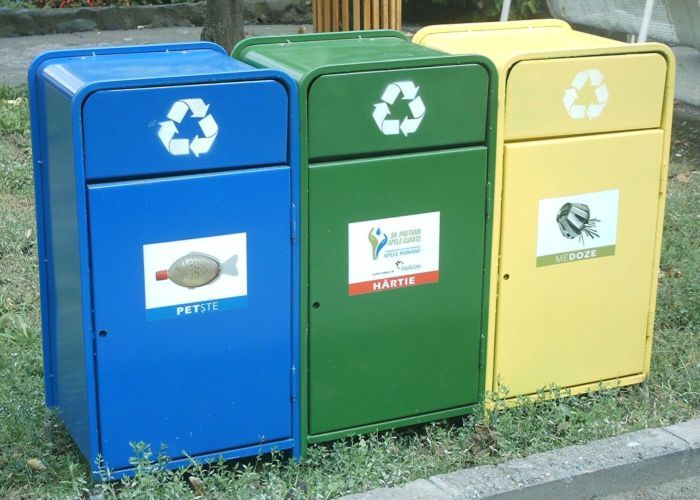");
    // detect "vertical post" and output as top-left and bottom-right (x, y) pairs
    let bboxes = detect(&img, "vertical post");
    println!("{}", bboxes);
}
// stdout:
(396, 0), (401, 30)
(500, 0), (511, 22)
(342, 0), (350, 30)
(313, 0), (319, 32)
(381, 0), (389, 28)
(372, 0), (380, 29)
(353, 0), (360, 30)
(638, 0), (655, 43)
(363, 0), (371, 29)
(323, 0), (331, 31)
